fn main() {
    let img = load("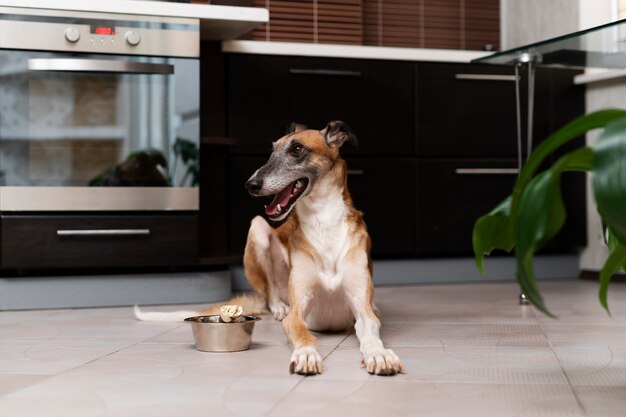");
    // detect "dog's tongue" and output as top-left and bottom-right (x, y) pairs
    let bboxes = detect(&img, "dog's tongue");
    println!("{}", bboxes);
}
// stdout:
(265, 183), (293, 216)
